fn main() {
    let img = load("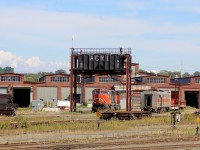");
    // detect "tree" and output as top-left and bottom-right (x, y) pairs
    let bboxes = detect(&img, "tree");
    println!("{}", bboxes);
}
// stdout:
(55, 69), (66, 74)
(3, 66), (14, 73)
(167, 71), (174, 78)
(182, 72), (191, 77)
(0, 67), (3, 73)
(38, 72), (53, 78)
(139, 69), (148, 73)
(24, 73), (39, 82)
(159, 70), (170, 76)
(193, 71), (200, 76)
